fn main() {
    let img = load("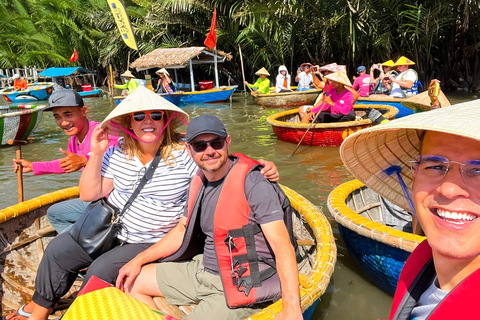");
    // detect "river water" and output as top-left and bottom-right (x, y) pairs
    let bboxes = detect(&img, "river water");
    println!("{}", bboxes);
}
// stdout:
(0, 91), (476, 319)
